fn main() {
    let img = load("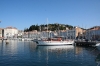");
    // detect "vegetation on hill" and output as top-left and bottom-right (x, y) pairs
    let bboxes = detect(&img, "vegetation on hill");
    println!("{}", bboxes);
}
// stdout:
(24, 23), (74, 32)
